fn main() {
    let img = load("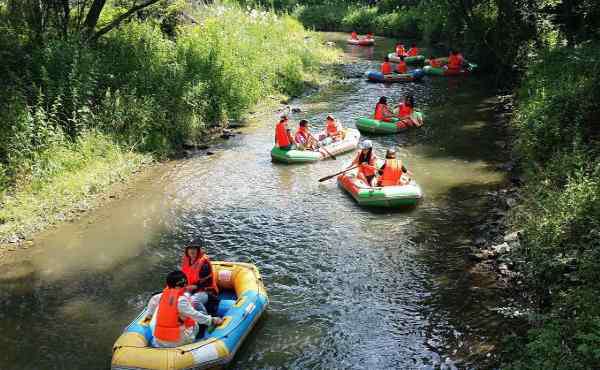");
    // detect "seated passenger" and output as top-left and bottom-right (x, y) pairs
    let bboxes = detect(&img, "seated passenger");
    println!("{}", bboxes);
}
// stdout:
(351, 31), (358, 40)
(295, 119), (318, 150)
(374, 96), (394, 122)
(274, 115), (294, 150)
(349, 140), (378, 186)
(395, 42), (406, 56)
(395, 55), (408, 74)
(181, 244), (219, 313)
(407, 43), (419, 56)
(144, 270), (224, 348)
(377, 148), (411, 186)
(381, 56), (393, 75)
(447, 49), (462, 72)
(429, 55), (443, 68)
(325, 114), (344, 141)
